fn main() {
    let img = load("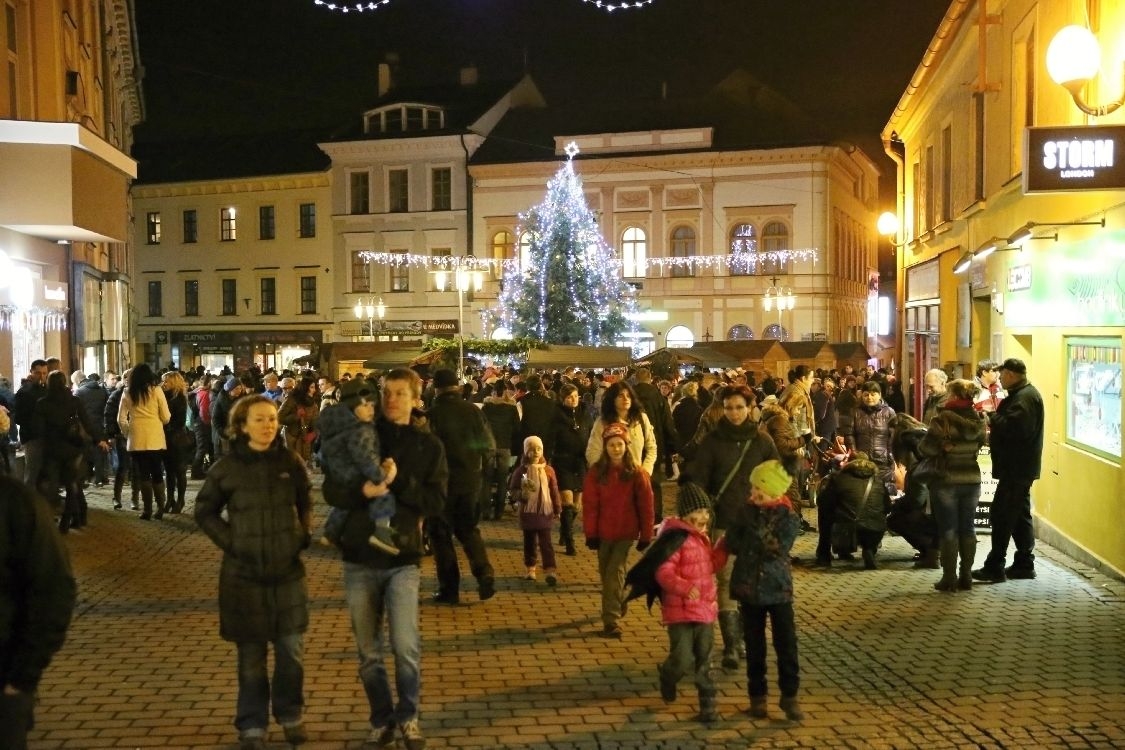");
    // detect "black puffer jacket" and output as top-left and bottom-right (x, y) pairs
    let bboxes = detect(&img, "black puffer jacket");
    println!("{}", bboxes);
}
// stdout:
(680, 417), (780, 529)
(75, 379), (108, 441)
(322, 416), (447, 568)
(33, 389), (100, 475)
(844, 402), (896, 471)
(481, 395), (521, 455)
(988, 378), (1044, 482)
(194, 440), (311, 643)
(0, 476), (76, 691)
(920, 399), (986, 485)
(819, 456), (891, 533)
(550, 402), (591, 477)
